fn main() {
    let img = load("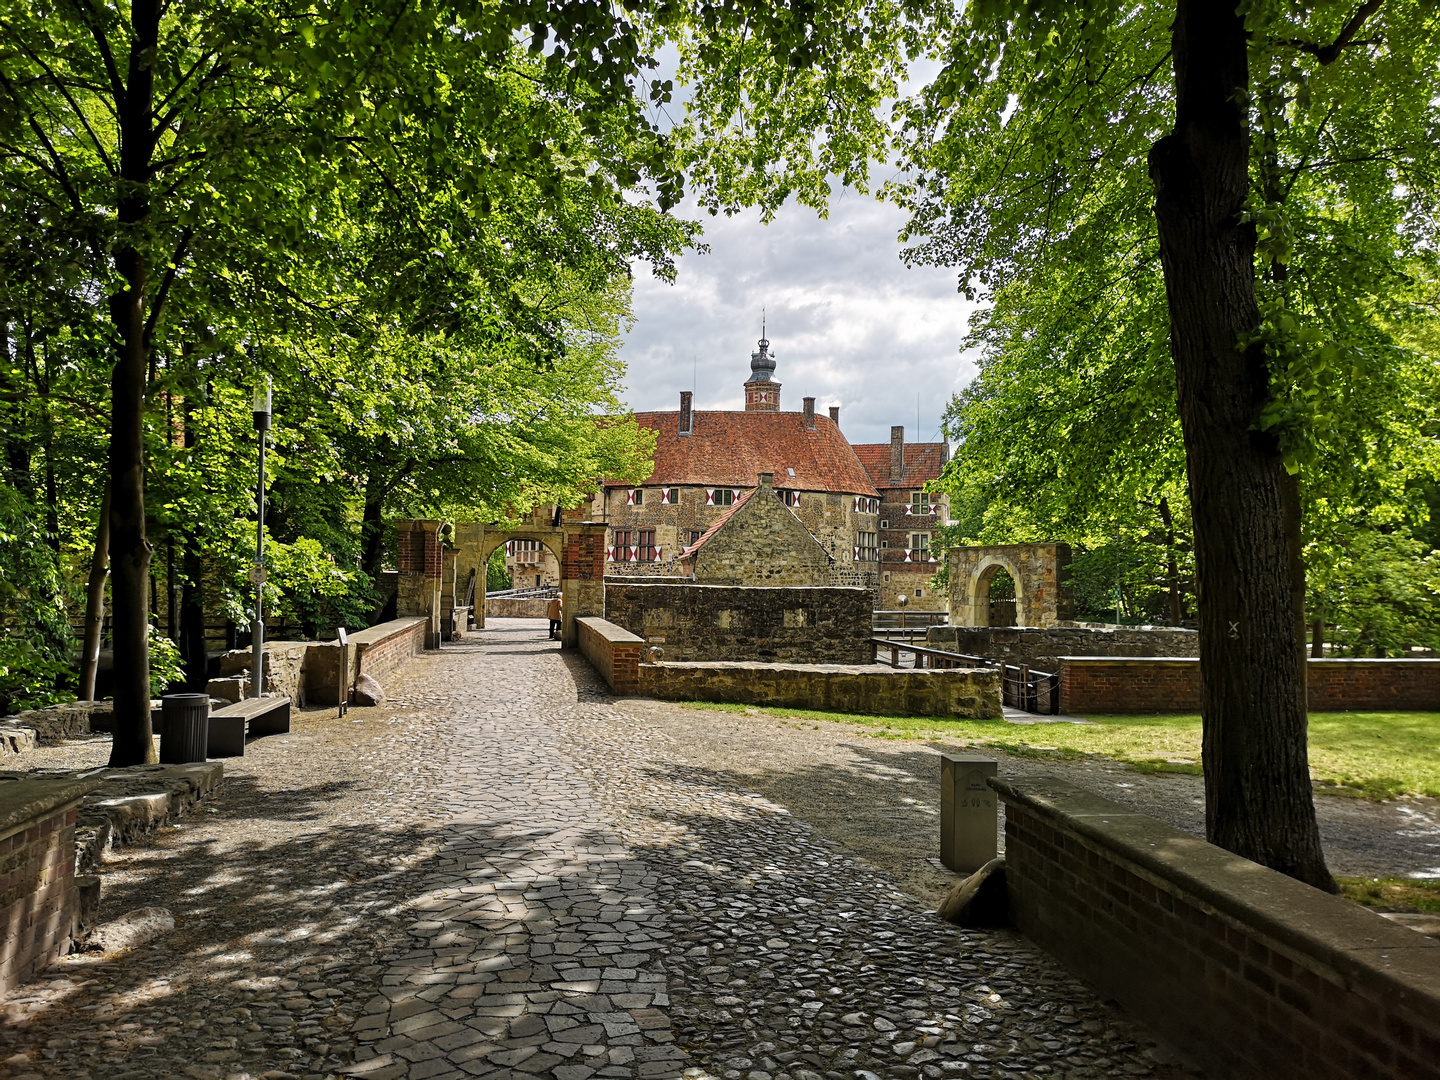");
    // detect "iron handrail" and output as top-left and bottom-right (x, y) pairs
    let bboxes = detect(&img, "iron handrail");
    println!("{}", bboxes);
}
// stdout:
(868, 638), (1061, 715)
